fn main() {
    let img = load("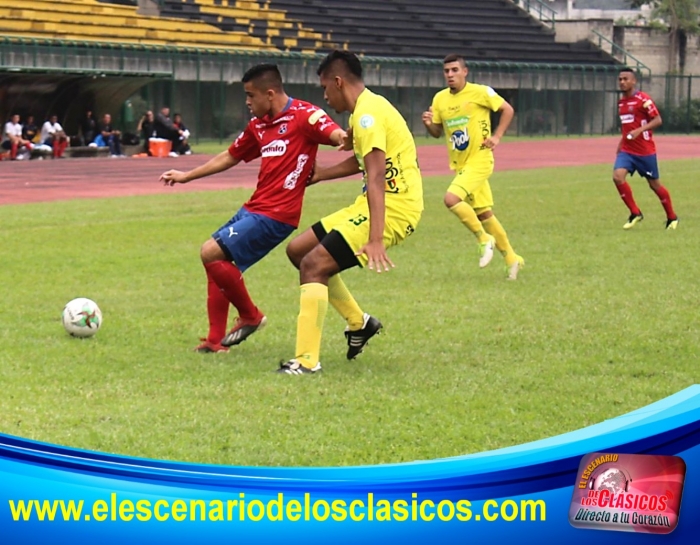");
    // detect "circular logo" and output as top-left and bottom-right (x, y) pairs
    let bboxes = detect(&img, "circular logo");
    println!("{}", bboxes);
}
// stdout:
(450, 130), (469, 151)
(359, 114), (374, 129)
